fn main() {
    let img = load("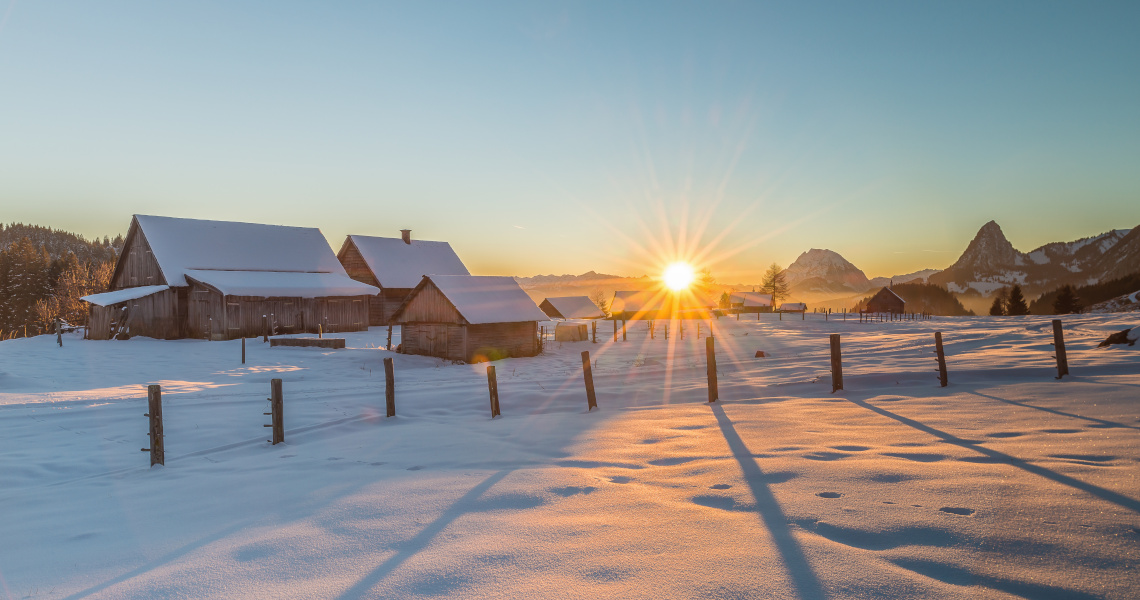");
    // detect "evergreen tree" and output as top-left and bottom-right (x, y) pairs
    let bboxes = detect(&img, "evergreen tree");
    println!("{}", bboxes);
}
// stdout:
(1006, 284), (1030, 316)
(1052, 284), (1083, 315)
(0, 238), (51, 335)
(718, 291), (732, 309)
(988, 296), (1005, 316)
(761, 263), (789, 306)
